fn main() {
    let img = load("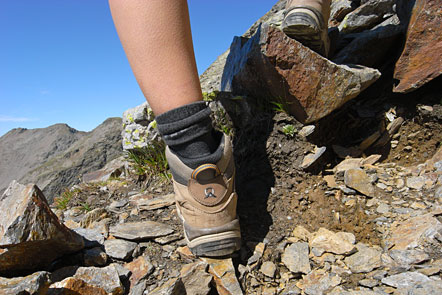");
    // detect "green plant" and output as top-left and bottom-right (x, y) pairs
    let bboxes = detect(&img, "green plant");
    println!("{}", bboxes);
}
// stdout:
(126, 140), (171, 181)
(212, 104), (233, 136)
(282, 124), (296, 137)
